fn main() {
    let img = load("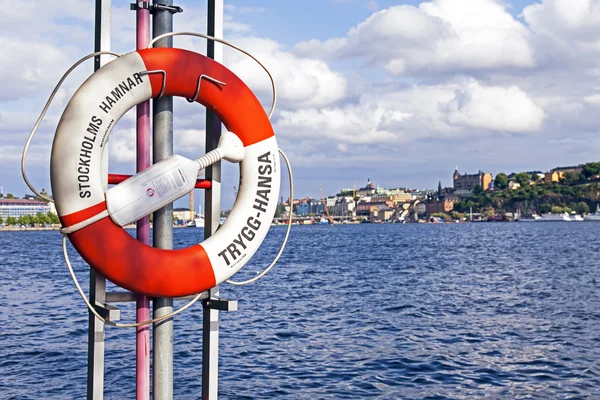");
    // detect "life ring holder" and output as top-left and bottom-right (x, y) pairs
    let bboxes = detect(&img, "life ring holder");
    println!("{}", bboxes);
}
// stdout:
(50, 48), (281, 298)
